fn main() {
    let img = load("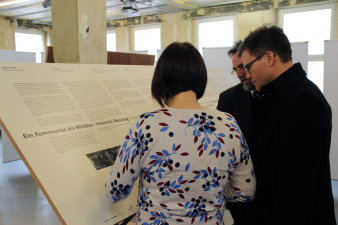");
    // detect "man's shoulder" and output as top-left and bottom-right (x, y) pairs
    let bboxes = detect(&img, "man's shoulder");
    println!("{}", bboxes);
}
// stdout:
(219, 83), (242, 97)
(287, 76), (328, 104)
(280, 77), (331, 116)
